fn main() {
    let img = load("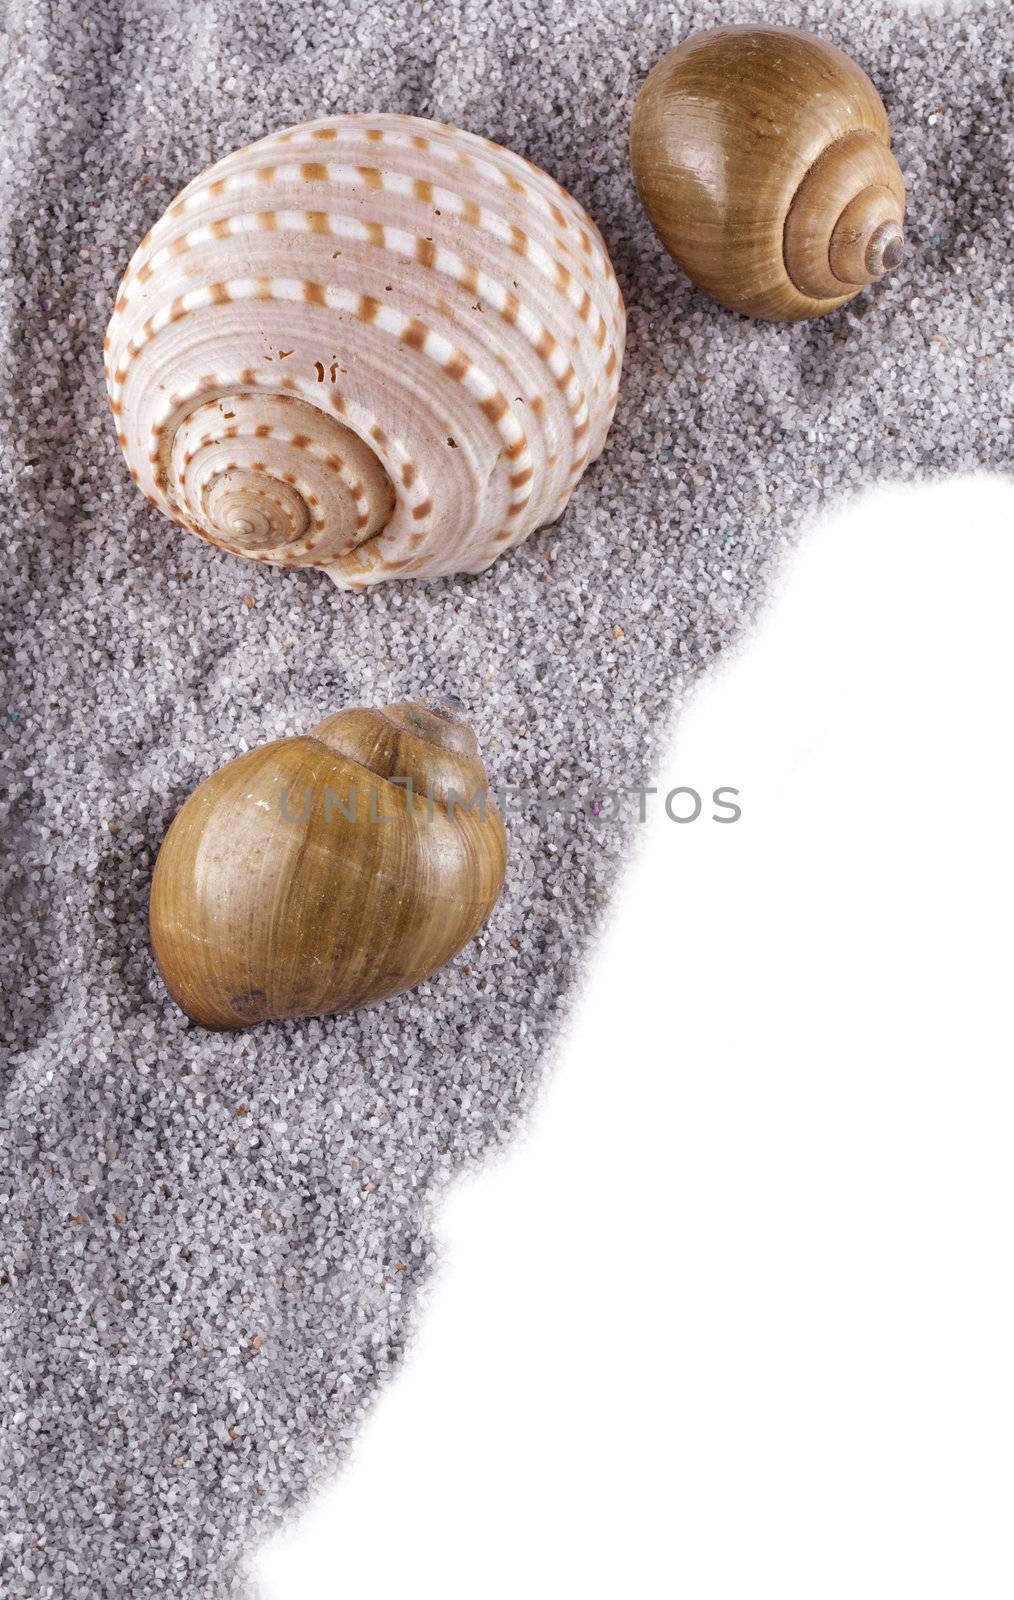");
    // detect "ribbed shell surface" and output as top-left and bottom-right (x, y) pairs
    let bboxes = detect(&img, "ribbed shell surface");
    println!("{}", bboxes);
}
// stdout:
(105, 114), (626, 588)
